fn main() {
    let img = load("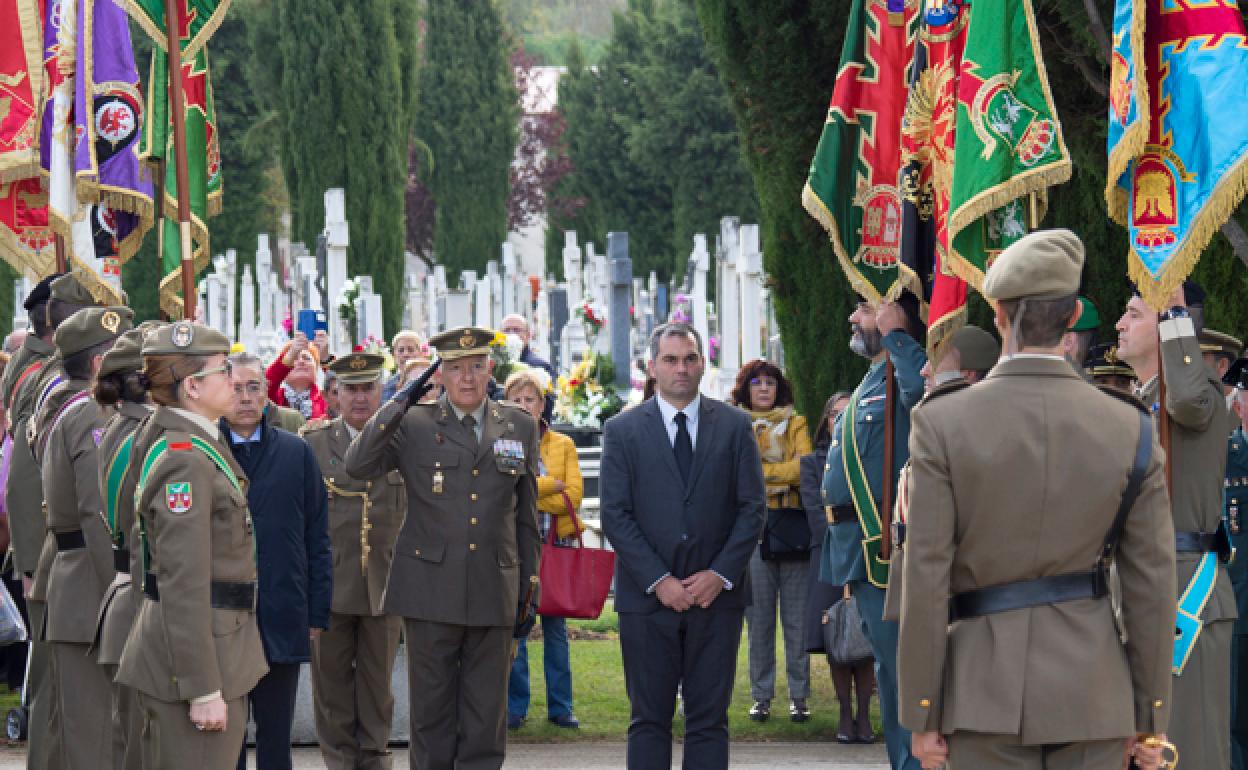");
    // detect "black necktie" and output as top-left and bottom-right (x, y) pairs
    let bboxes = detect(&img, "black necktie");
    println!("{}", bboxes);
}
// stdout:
(673, 412), (693, 483)
(462, 414), (478, 449)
